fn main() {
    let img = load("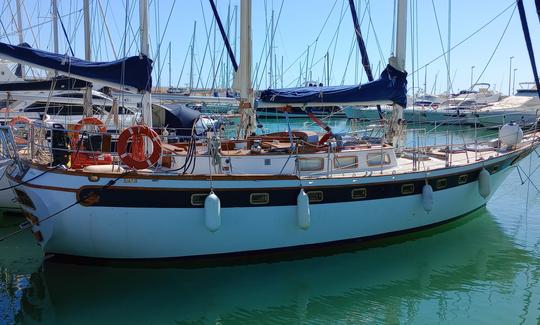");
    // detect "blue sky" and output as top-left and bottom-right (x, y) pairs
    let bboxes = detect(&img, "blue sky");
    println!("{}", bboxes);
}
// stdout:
(1, 0), (539, 95)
